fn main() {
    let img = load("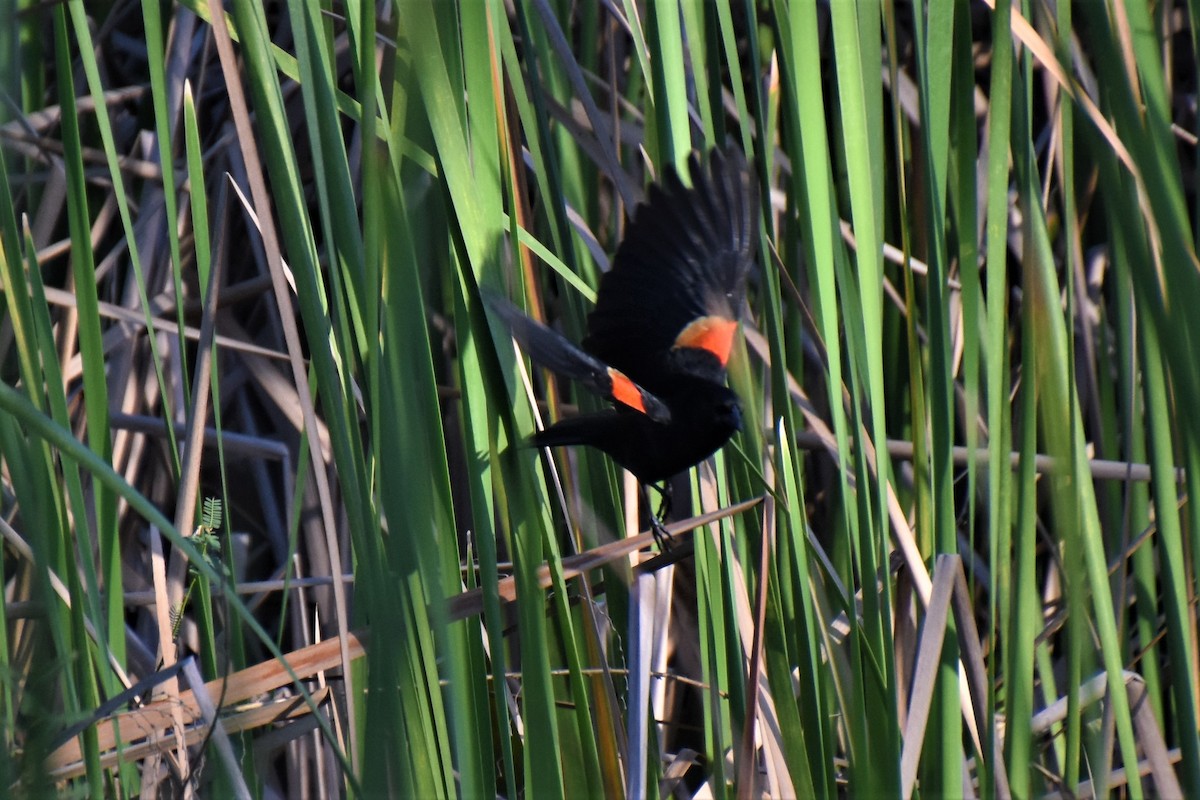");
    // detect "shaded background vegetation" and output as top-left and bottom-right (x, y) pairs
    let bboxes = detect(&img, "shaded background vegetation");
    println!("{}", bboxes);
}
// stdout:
(0, 0), (1198, 797)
